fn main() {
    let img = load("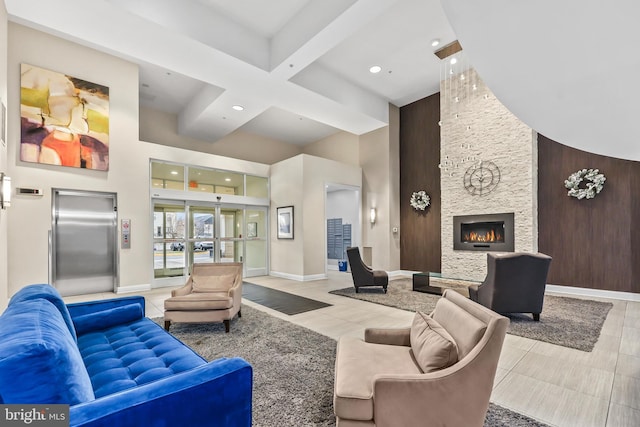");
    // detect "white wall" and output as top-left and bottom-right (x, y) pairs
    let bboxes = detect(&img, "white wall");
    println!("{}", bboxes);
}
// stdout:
(140, 107), (302, 165)
(303, 131), (360, 167)
(0, 0), (9, 308)
(270, 154), (361, 280)
(6, 24), (268, 295)
(359, 104), (400, 271)
(269, 155), (304, 277)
